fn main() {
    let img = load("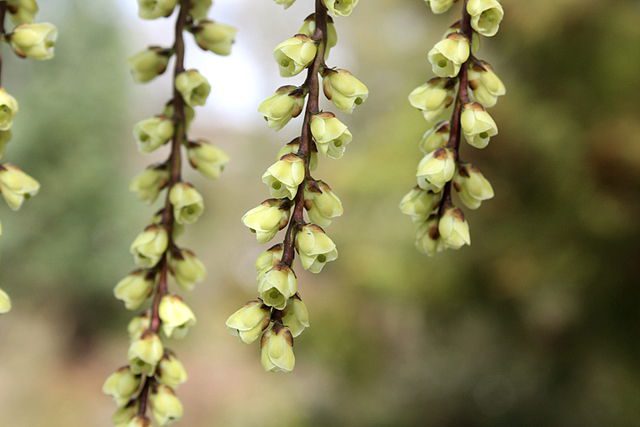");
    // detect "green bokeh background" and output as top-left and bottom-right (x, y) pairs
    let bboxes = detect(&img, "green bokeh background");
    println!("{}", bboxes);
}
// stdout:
(0, 0), (639, 426)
